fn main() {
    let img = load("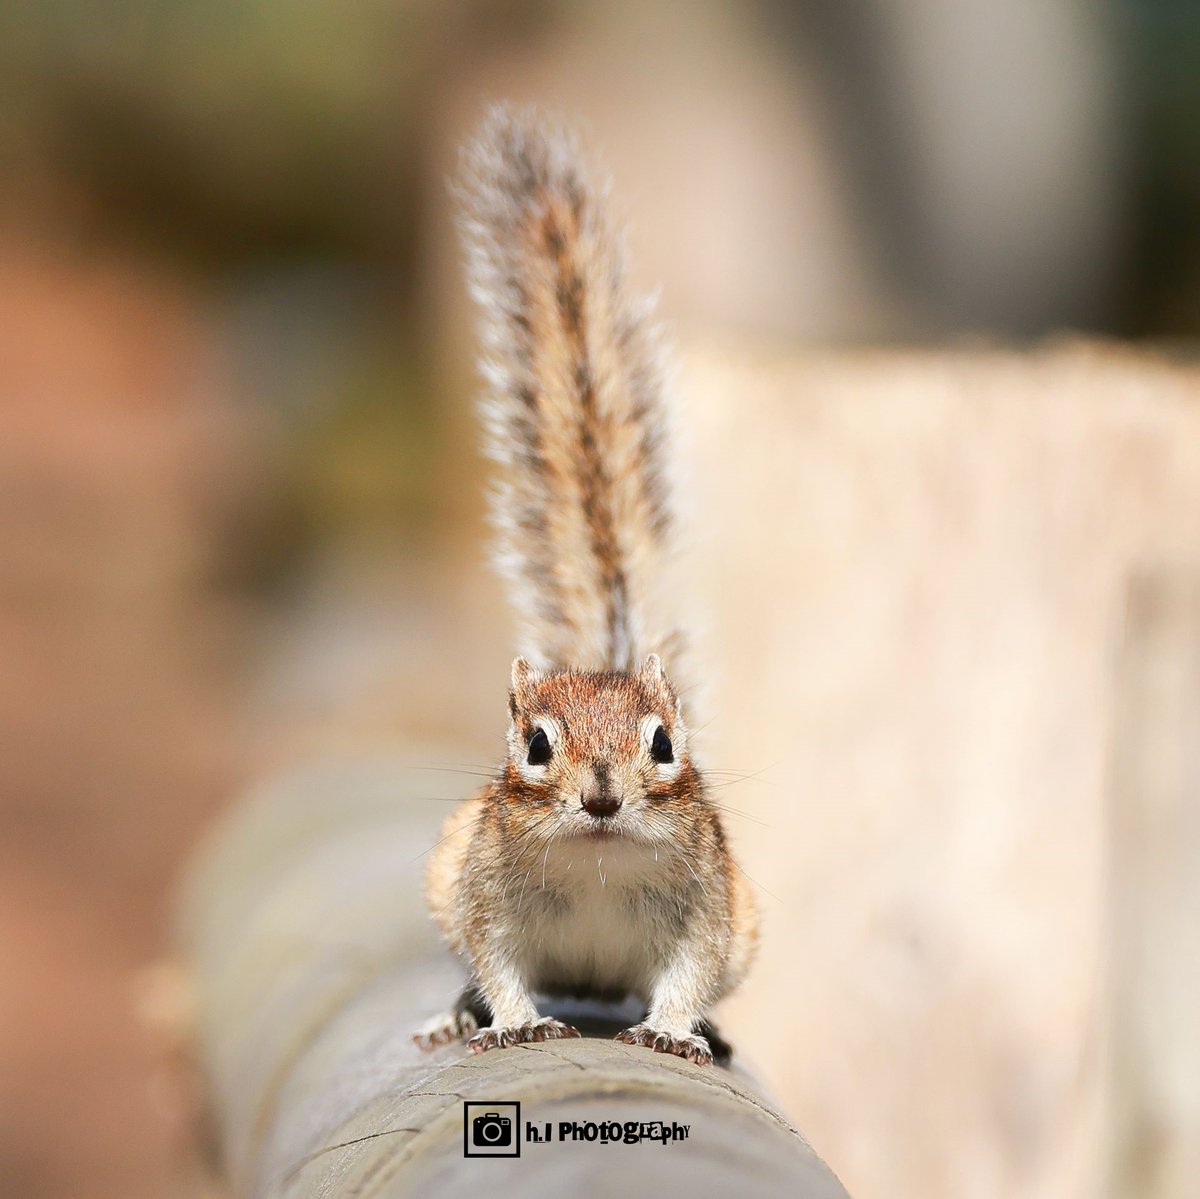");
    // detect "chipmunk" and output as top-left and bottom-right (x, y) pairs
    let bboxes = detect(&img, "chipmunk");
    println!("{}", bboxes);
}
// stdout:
(414, 105), (758, 1067)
